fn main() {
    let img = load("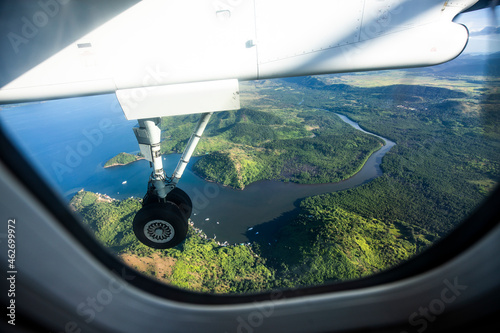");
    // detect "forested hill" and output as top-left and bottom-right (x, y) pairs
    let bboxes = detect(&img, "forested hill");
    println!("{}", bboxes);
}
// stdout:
(104, 152), (143, 168)
(161, 106), (384, 189)
(283, 76), (467, 100)
(256, 199), (432, 287)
